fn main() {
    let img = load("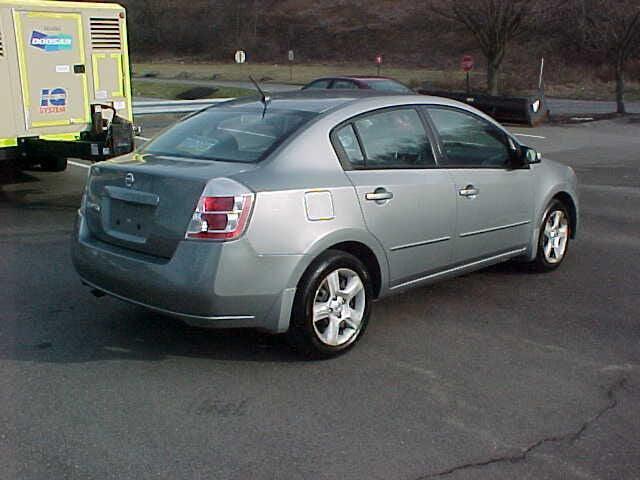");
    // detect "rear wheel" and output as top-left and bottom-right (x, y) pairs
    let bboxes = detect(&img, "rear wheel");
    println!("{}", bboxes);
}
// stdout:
(39, 156), (68, 172)
(530, 200), (571, 272)
(287, 250), (372, 359)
